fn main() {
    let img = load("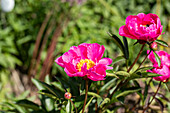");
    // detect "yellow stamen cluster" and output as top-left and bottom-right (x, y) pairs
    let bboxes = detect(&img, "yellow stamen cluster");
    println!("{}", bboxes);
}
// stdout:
(77, 59), (95, 72)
